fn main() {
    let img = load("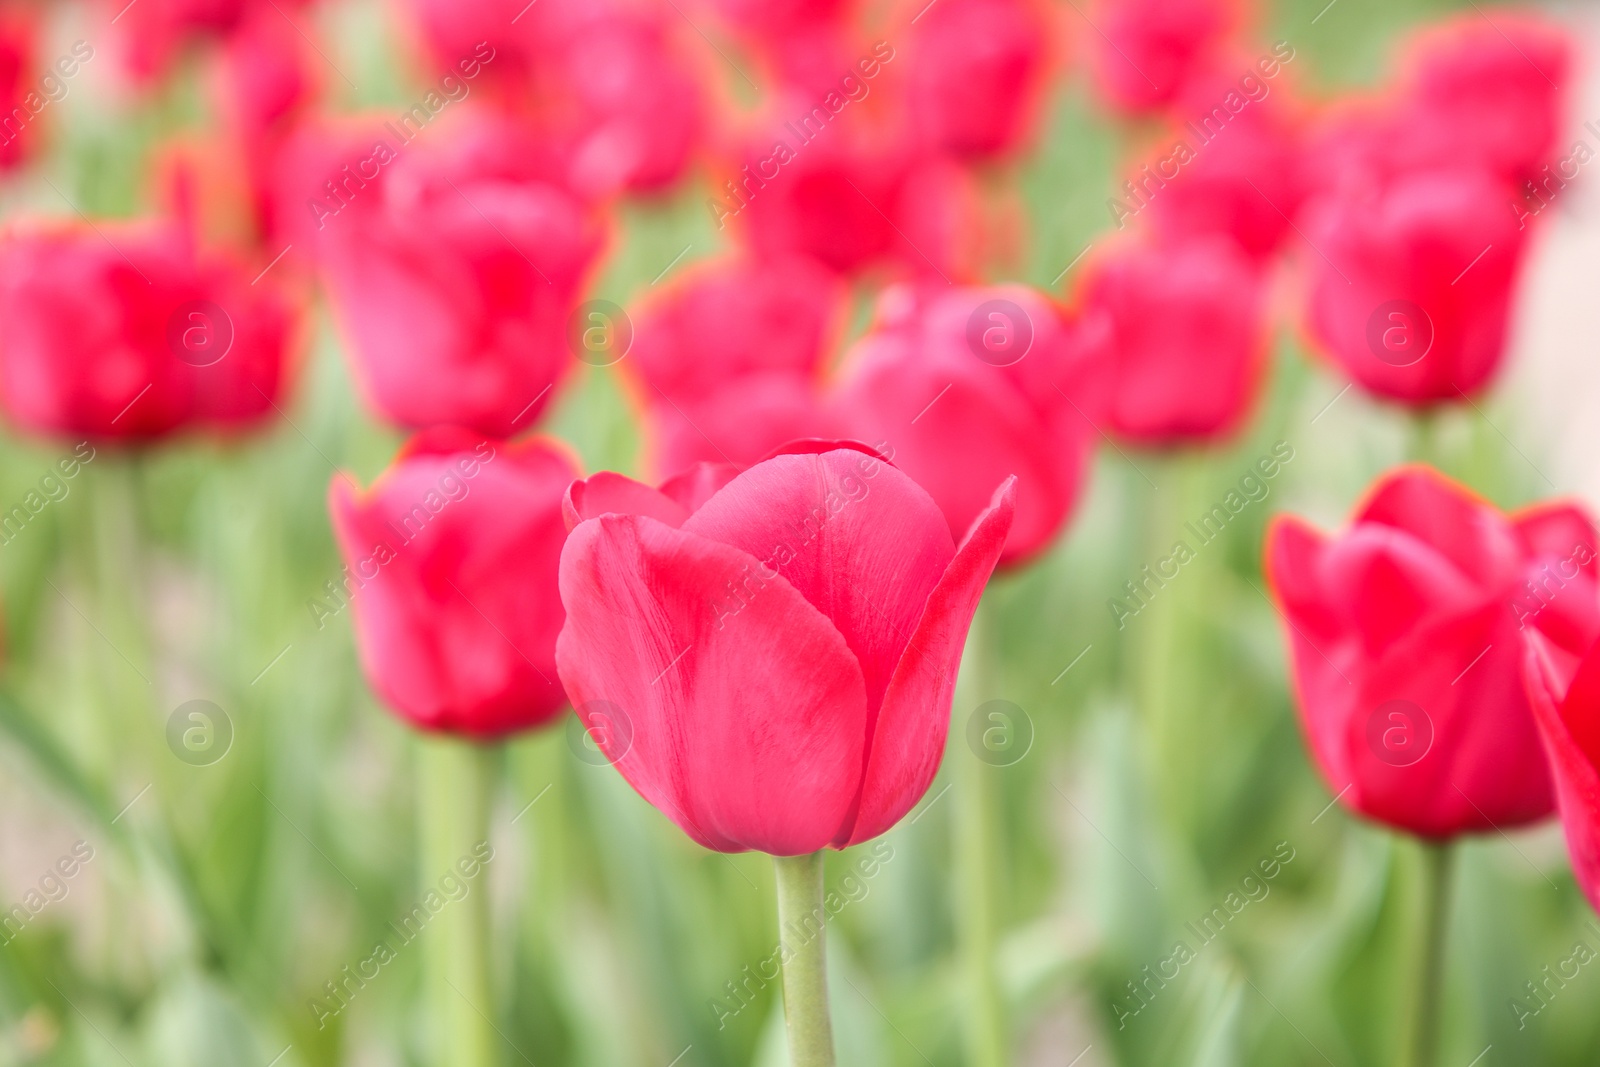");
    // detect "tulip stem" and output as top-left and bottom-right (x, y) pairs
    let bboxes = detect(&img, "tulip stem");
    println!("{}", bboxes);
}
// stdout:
(418, 736), (499, 1067)
(773, 852), (837, 1067)
(1404, 841), (1455, 1067)
(955, 600), (1008, 1067)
